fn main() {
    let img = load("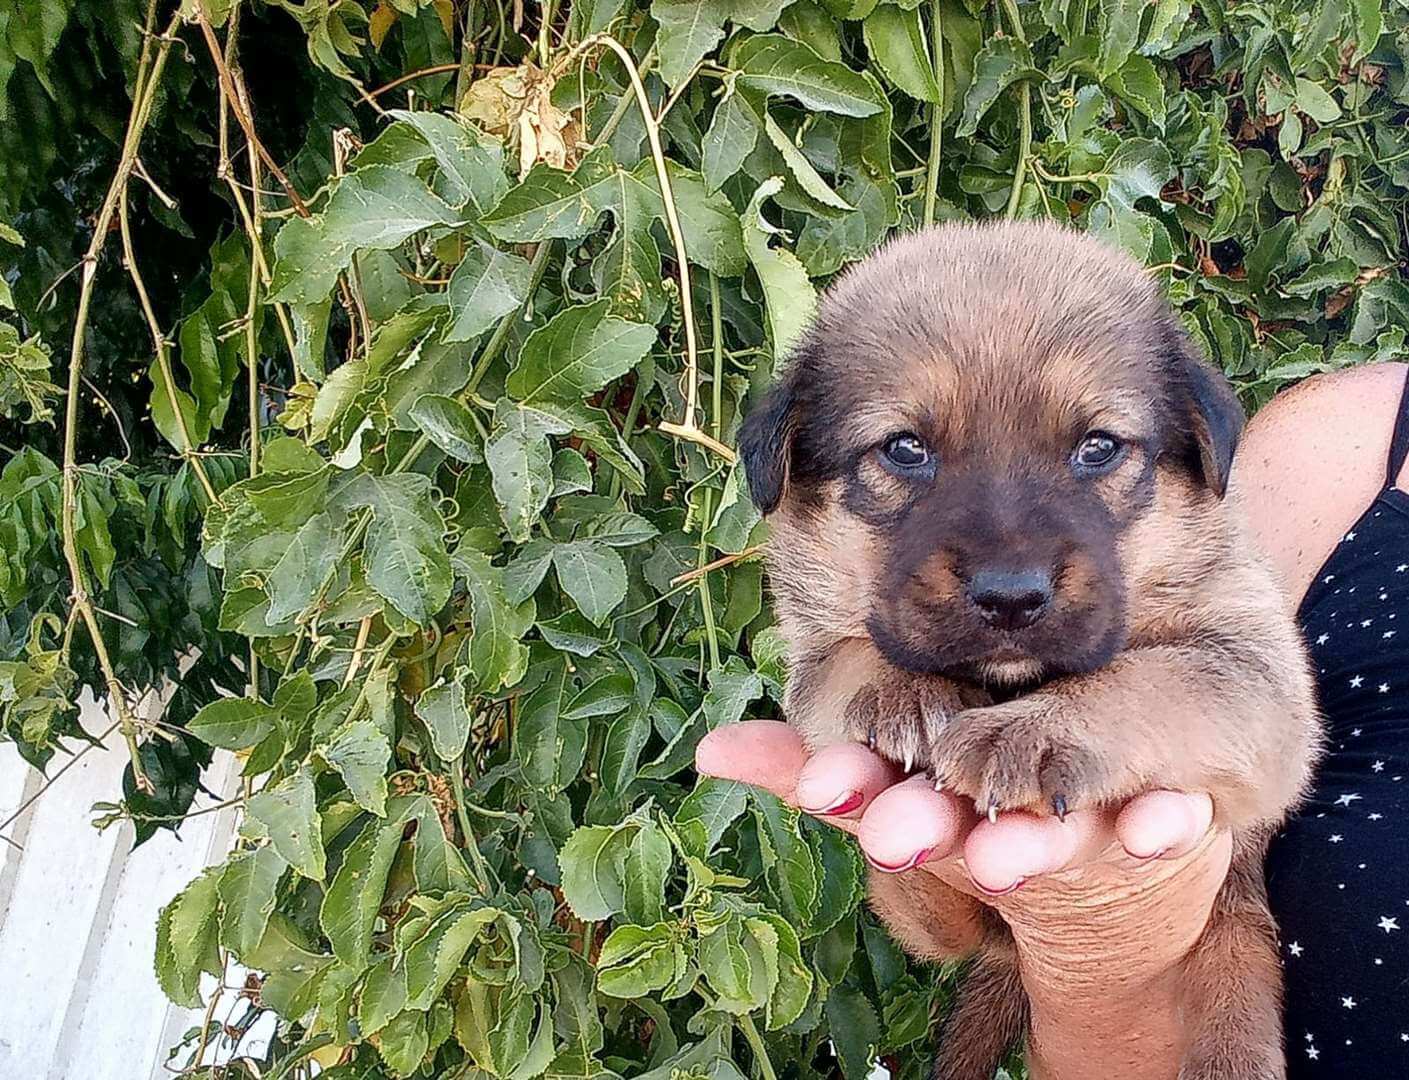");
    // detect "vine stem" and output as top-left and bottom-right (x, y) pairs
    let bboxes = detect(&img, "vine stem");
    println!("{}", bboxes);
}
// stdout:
(449, 755), (494, 894)
(58, 2), (184, 795)
(694, 272), (726, 671)
(116, 185), (220, 505)
(1000, 0), (1032, 219)
(550, 34), (733, 463)
(737, 1013), (779, 1080)
(923, 0), (945, 228)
